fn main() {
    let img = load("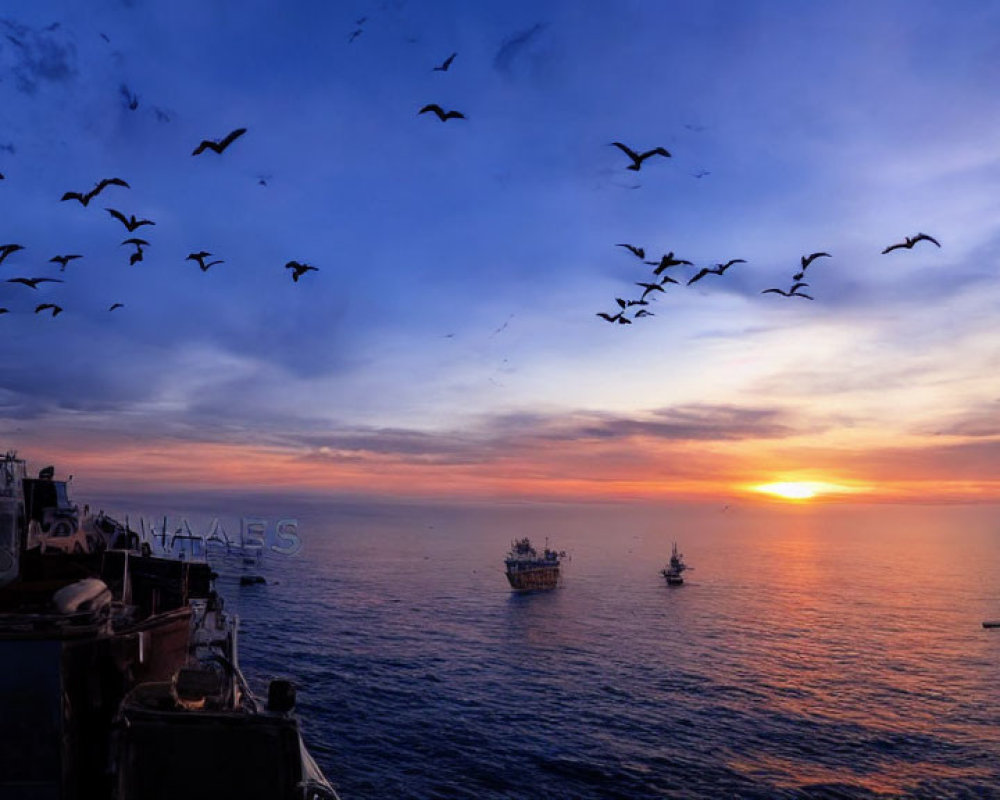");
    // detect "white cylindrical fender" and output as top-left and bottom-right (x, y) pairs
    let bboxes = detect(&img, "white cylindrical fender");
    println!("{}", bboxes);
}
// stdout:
(52, 578), (112, 614)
